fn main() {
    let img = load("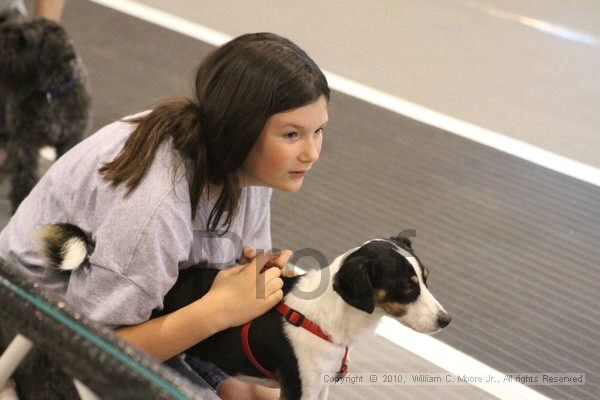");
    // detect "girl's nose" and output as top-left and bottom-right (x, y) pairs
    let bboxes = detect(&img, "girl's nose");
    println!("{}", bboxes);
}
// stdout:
(300, 136), (321, 163)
